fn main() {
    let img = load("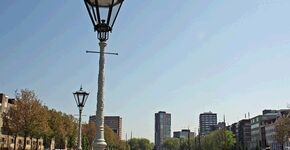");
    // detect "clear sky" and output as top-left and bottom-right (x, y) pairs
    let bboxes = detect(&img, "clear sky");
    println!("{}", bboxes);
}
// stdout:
(1, 0), (290, 141)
